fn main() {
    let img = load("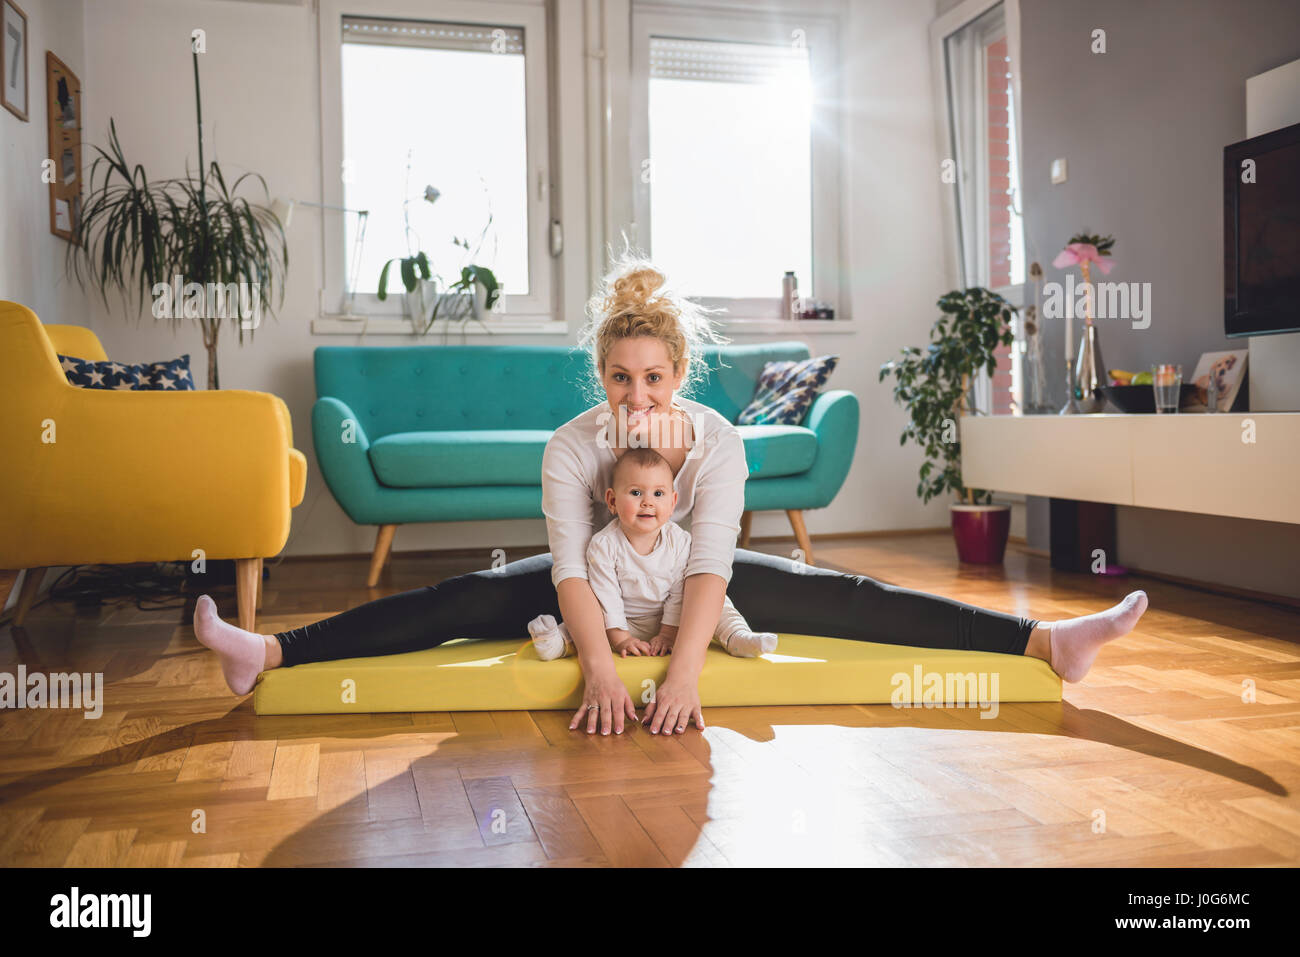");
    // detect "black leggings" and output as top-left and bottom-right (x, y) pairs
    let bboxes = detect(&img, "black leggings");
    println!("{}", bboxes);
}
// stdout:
(274, 549), (1038, 667)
